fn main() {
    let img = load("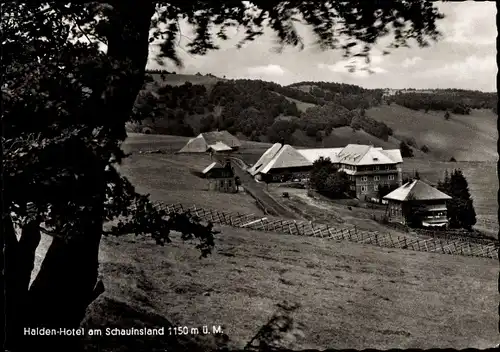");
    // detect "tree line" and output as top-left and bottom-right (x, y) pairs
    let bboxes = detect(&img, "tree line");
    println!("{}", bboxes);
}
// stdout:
(387, 91), (497, 115)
